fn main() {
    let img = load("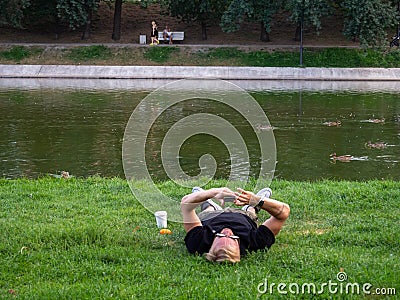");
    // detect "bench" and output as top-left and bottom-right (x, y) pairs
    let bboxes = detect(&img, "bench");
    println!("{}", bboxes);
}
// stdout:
(158, 31), (184, 43)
